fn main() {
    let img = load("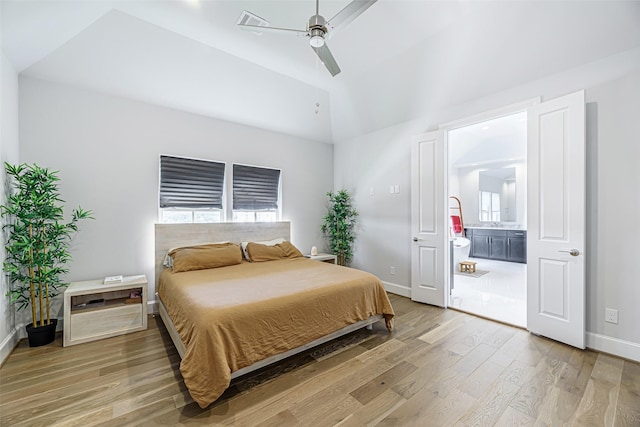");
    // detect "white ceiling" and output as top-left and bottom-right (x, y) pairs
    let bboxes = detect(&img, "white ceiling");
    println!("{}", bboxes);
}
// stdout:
(3, 1), (640, 144)
(449, 111), (527, 168)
